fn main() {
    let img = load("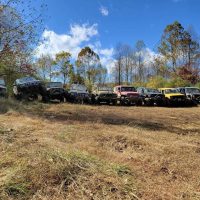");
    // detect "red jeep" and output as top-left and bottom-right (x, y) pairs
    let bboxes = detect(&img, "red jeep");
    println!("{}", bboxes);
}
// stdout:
(114, 85), (142, 106)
